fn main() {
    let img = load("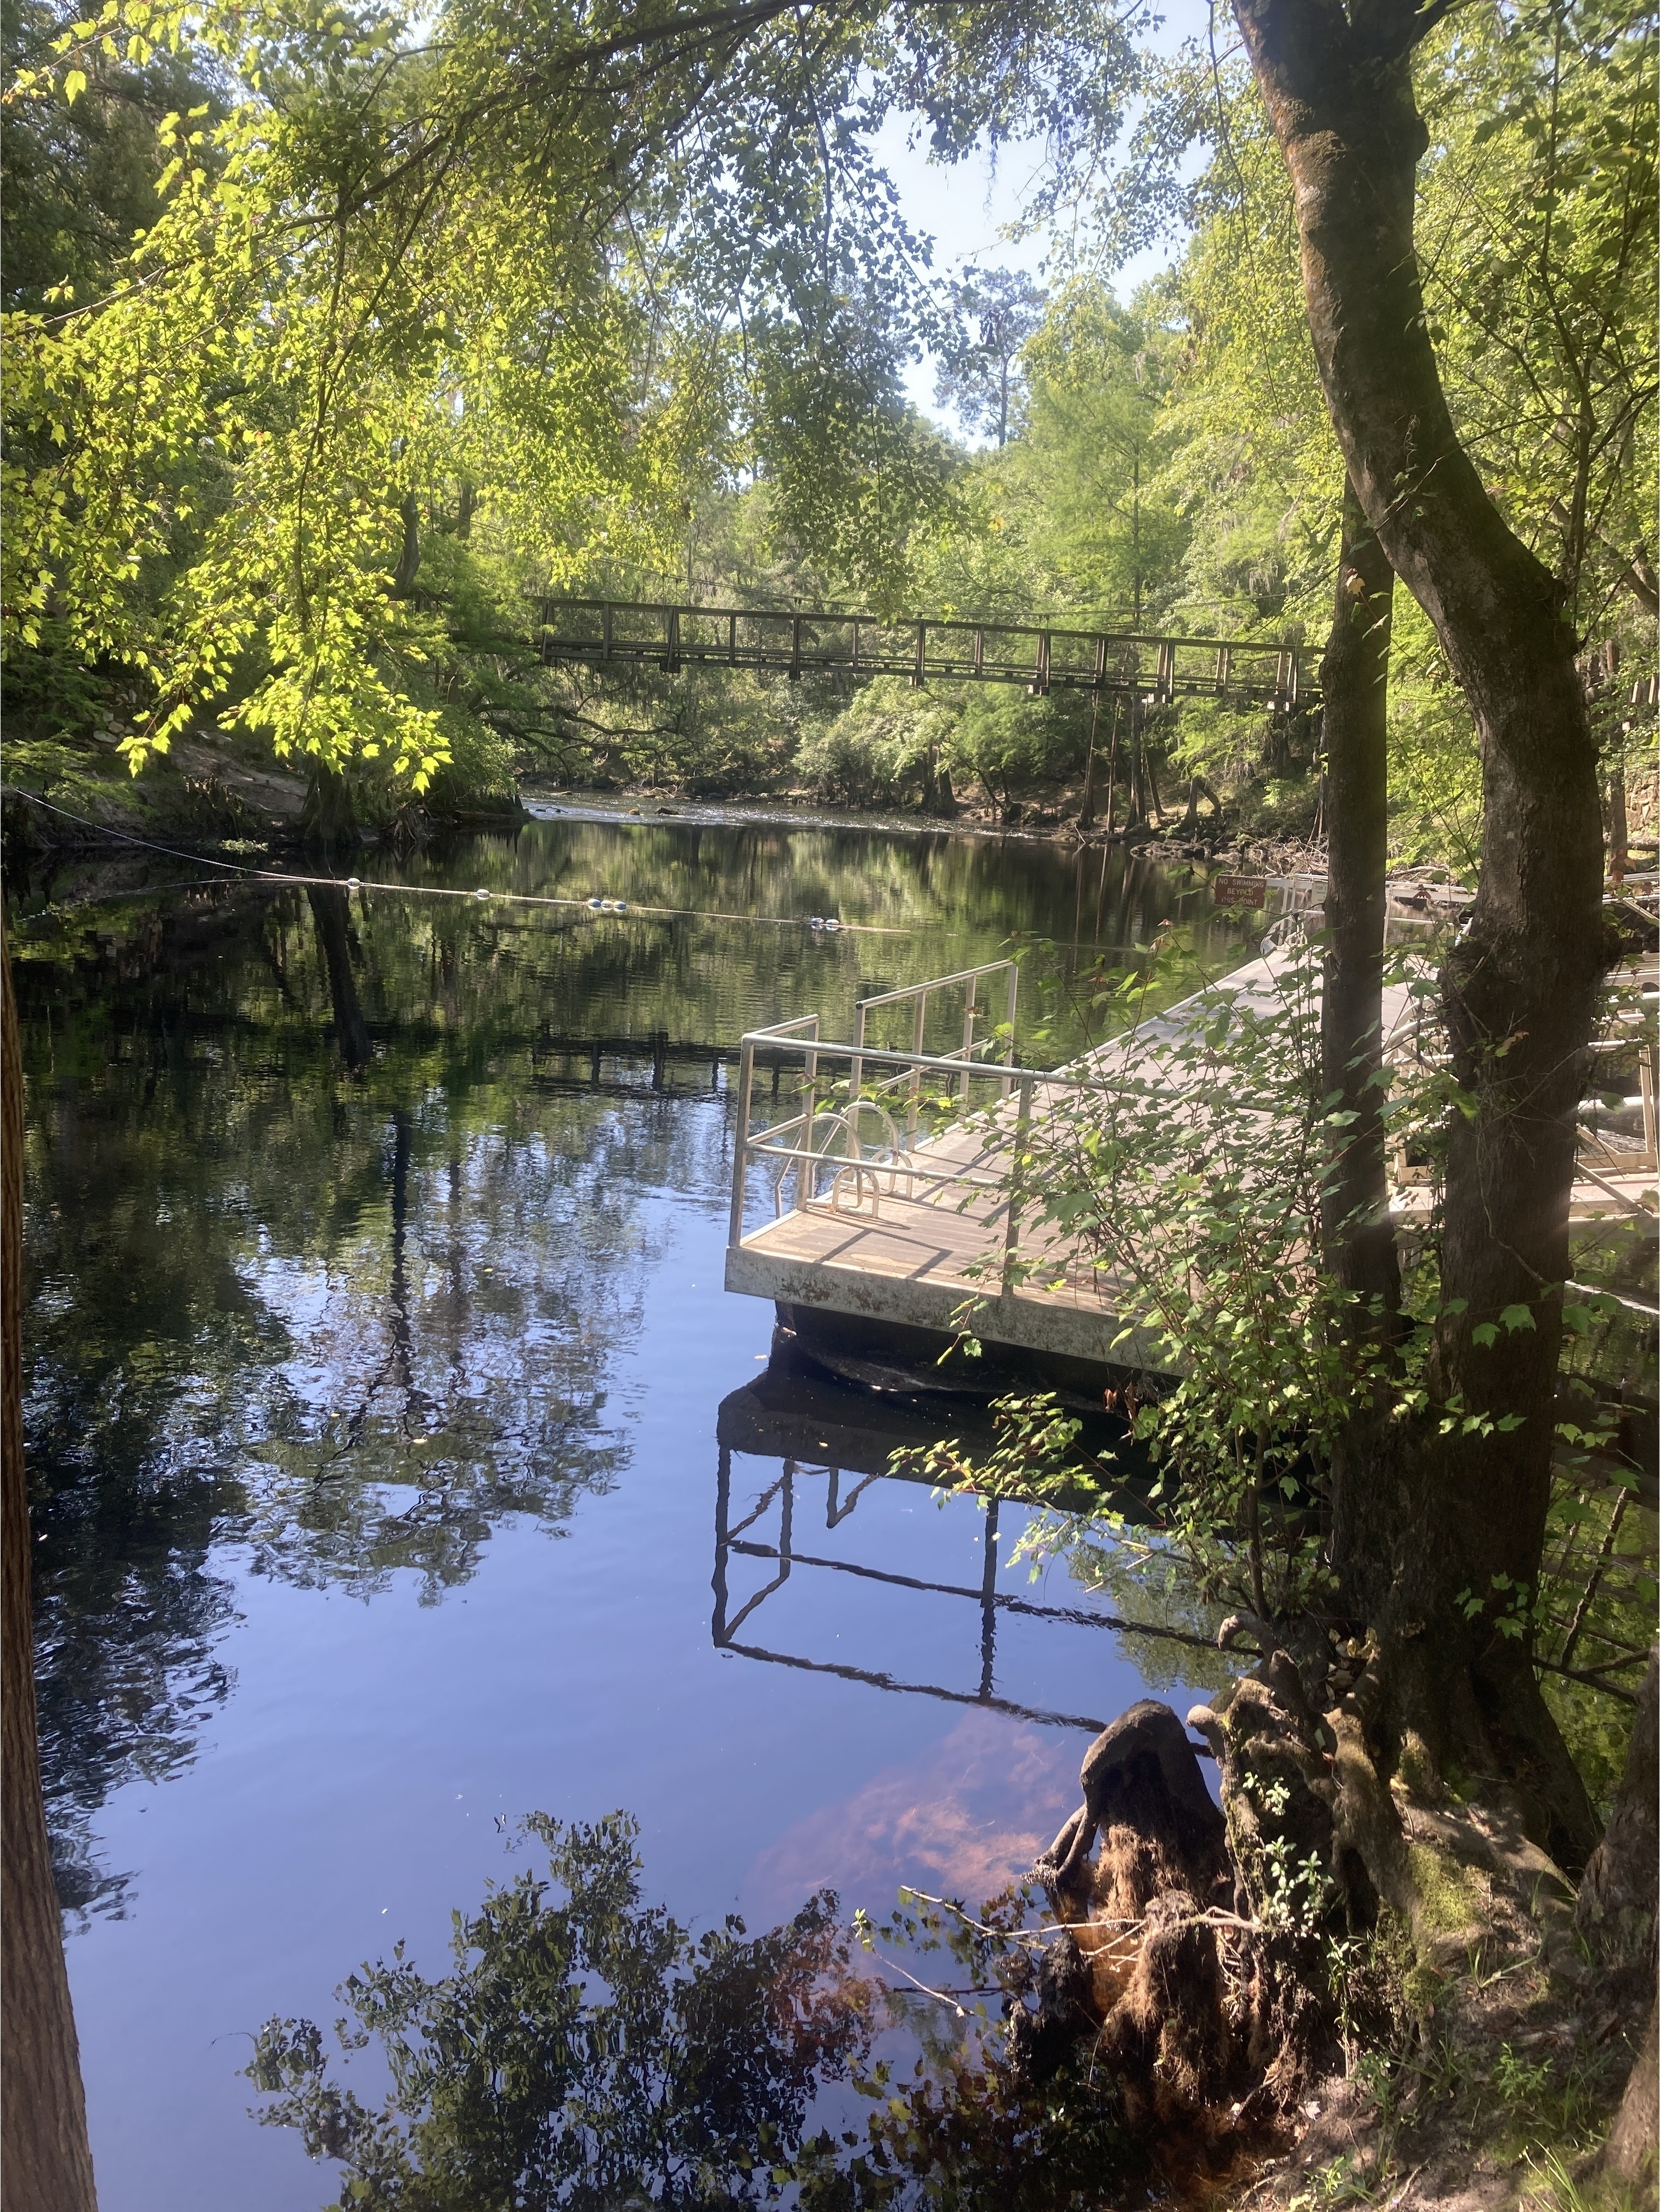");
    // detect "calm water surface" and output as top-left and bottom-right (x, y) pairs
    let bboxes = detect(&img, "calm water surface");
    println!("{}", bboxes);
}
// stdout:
(15, 811), (1254, 2209)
